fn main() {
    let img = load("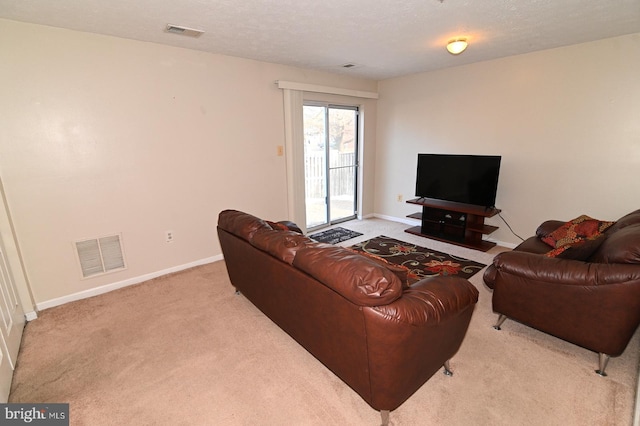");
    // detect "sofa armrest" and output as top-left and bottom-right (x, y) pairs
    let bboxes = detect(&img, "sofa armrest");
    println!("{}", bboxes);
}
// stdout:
(491, 251), (640, 285)
(535, 220), (566, 238)
(371, 276), (479, 326)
